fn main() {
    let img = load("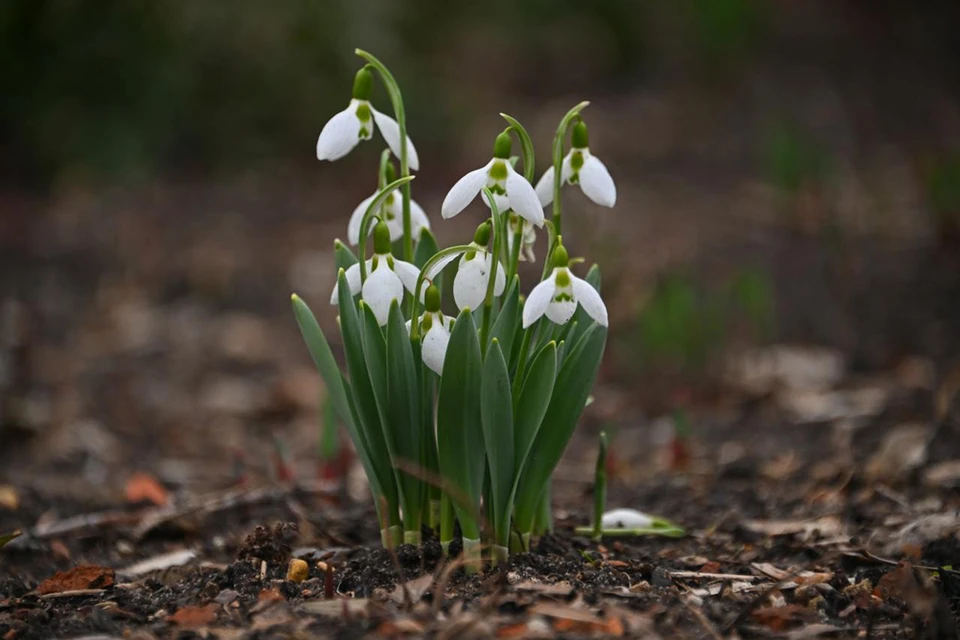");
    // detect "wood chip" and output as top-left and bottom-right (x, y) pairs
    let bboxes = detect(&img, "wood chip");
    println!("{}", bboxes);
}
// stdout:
(121, 549), (196, 577)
